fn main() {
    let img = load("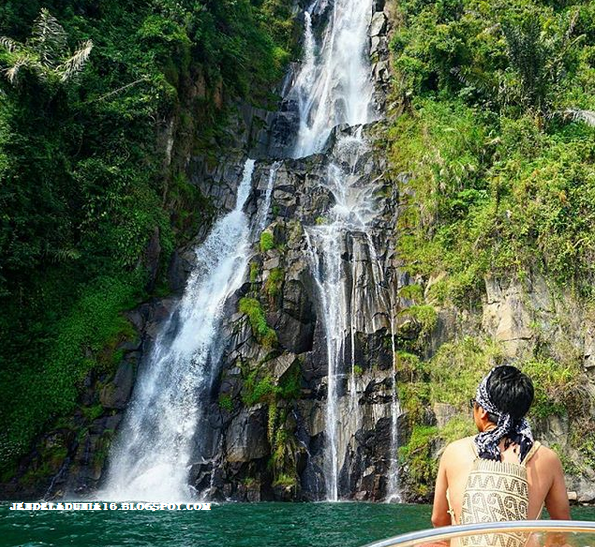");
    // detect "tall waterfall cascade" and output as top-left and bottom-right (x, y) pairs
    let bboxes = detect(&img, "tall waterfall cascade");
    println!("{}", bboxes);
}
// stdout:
(291, 0), (377, 159)
(101, 160), (258, 502)
(98, 0), (400, 504)
(287, 0), (401, 501)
